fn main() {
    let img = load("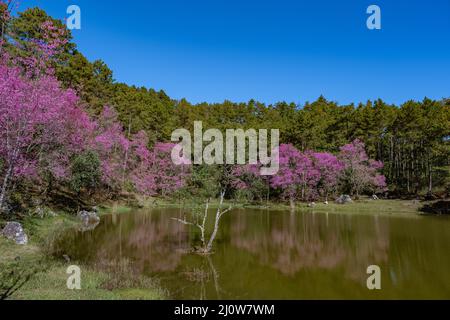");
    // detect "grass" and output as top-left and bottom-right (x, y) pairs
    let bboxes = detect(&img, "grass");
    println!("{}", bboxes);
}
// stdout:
(11, 263), (166, 300)
(0, 213), (166, 300)
(294, 198), (424, 216)
(133, 196), (424, 217)
(98, 204), (133, 215)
